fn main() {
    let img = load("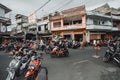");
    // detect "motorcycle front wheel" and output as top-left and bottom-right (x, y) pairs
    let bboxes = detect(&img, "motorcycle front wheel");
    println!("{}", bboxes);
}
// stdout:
(64, 51), (69, 57)
(103, 52), (111, 62)
(6, 72), (15, 80)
